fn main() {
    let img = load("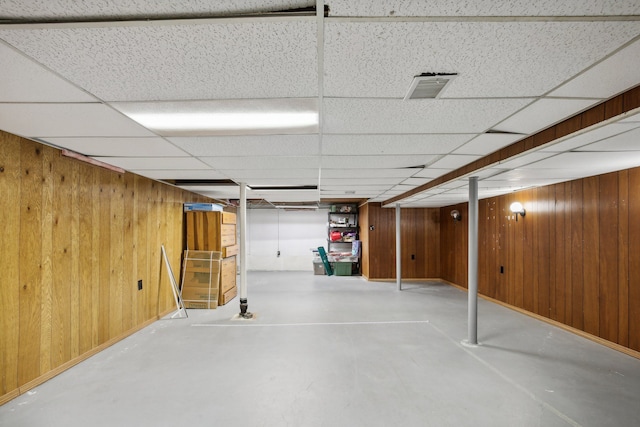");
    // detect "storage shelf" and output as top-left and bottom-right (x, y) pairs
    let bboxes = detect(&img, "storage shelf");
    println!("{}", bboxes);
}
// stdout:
(326, 204), (361, 275)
